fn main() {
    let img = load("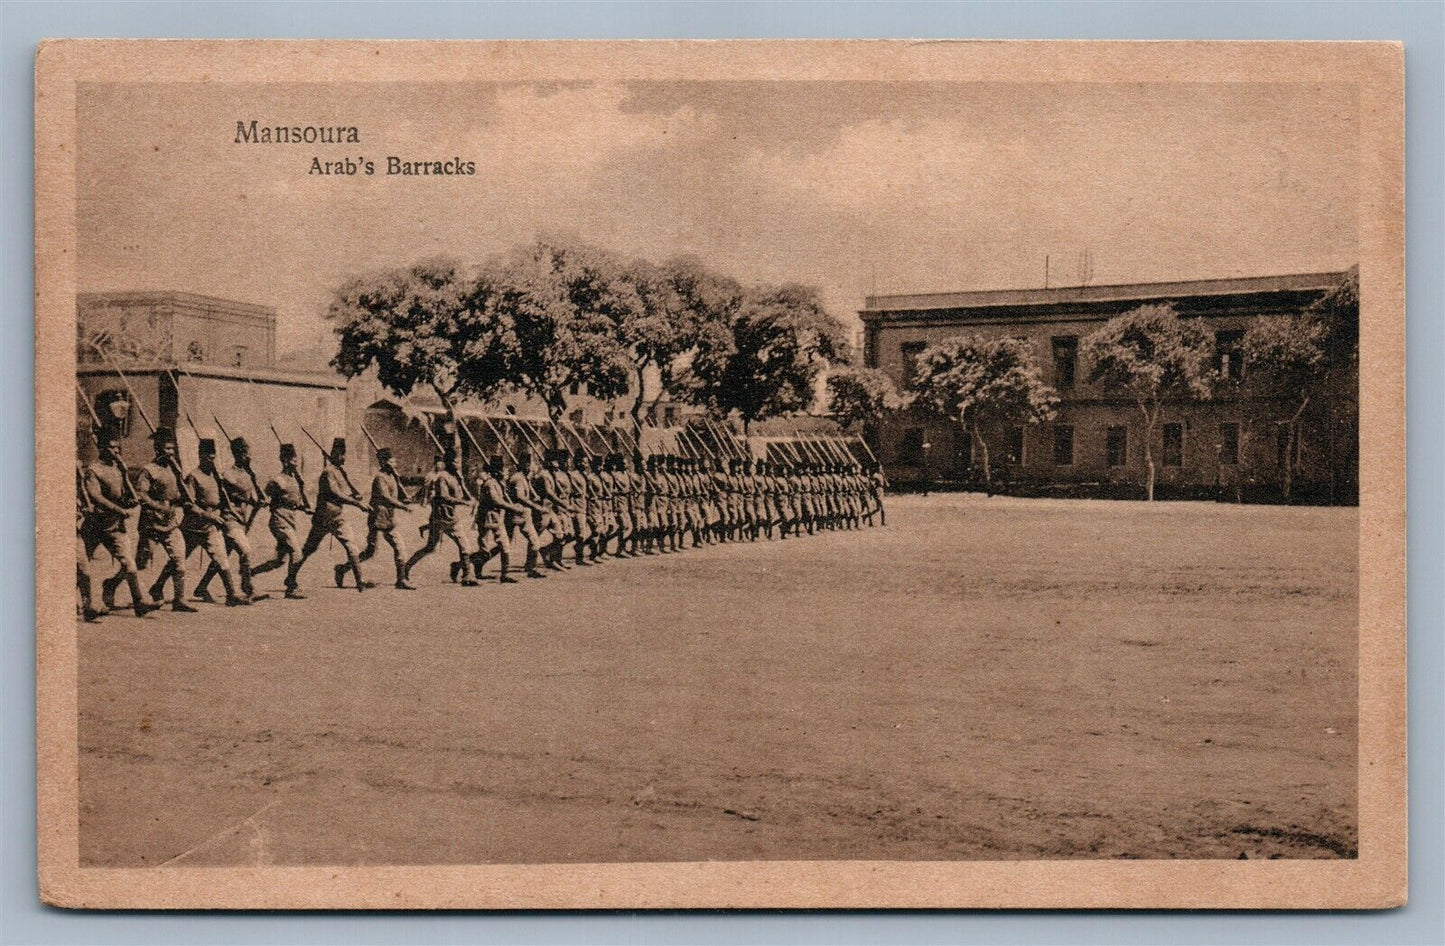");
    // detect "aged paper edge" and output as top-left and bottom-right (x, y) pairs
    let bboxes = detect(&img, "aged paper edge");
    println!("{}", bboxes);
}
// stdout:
(33, 39), (1407, 910)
